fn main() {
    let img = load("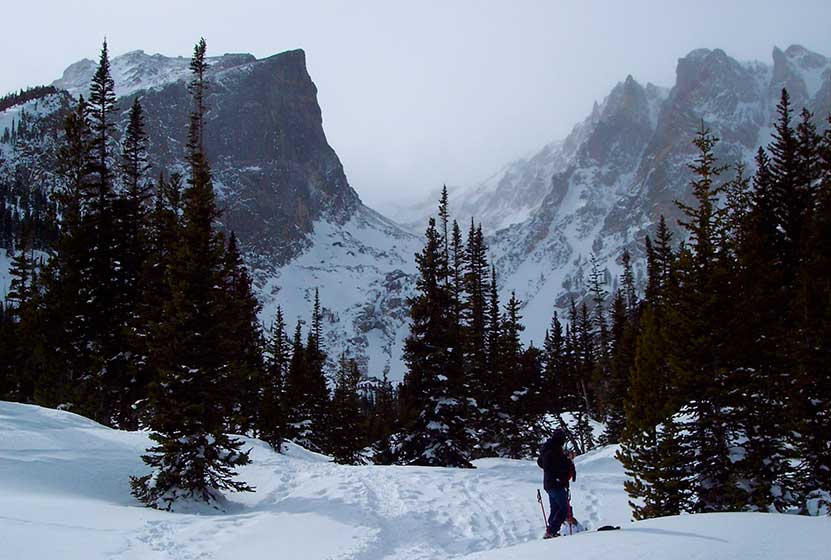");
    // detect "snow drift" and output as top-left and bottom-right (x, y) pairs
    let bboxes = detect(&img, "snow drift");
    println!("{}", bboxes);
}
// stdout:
(0, 401), (827, 559)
